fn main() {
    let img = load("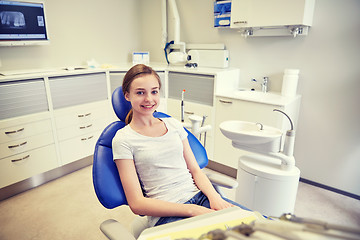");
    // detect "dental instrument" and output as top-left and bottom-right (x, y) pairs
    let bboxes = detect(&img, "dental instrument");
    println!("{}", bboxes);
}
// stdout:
(279, 213), (360, 236)
(181, 89), (185, 122)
